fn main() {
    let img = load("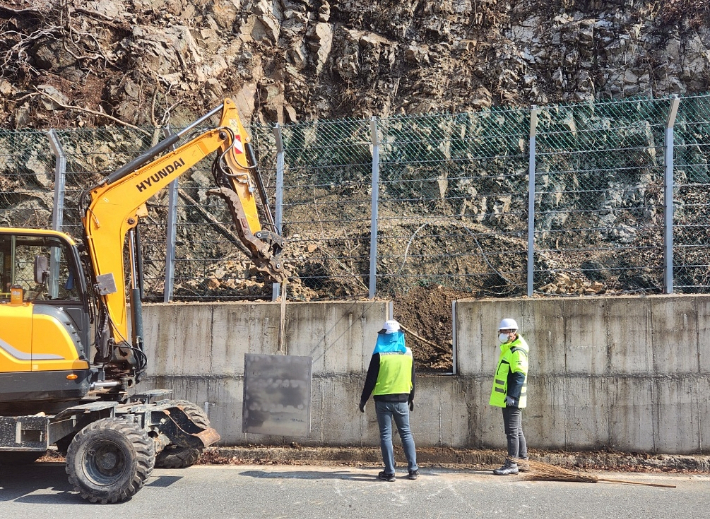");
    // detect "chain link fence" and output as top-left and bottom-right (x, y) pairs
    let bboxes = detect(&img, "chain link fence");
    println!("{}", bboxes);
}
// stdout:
(534, 99), (669, 295)
(673, 94), (710, 292)
(2, 94), (710, 301)
(378, 109), (530, 297)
